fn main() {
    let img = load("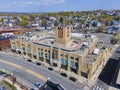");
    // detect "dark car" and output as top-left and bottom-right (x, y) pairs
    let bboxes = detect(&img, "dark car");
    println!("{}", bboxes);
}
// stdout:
(27, 59), (32, 62)
(69, 77), (76, 82)
(36, 62), (41, 66)
(48, 67), (54, 71)
(60, 73), (67, 77)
